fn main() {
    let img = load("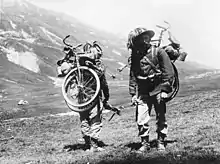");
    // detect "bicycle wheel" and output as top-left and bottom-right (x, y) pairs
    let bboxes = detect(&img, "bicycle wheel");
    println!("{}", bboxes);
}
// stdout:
(164, 63), (179, 102)
(62, 66), (101, 112)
